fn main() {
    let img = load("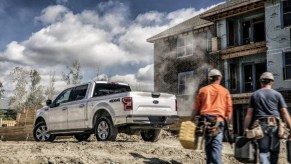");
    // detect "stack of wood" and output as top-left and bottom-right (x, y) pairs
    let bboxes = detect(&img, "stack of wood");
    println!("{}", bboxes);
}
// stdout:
(16, 107), (37, 126)
(0, 107), (37, 141)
